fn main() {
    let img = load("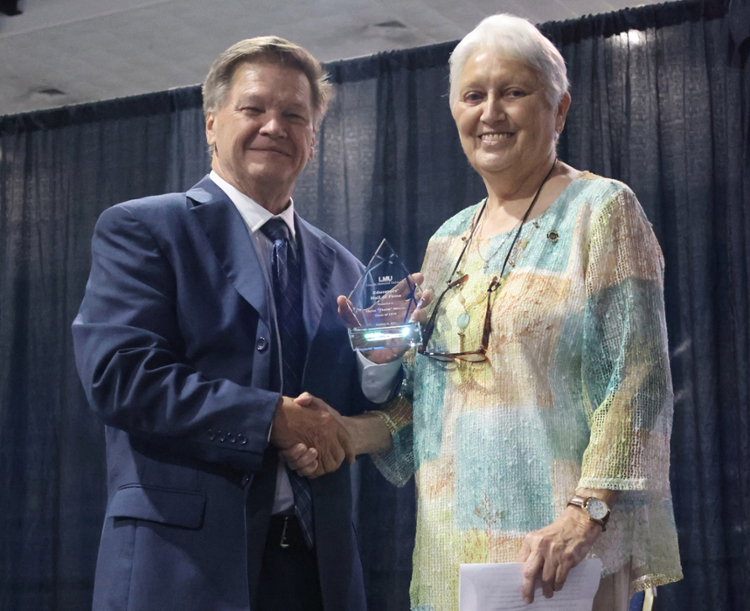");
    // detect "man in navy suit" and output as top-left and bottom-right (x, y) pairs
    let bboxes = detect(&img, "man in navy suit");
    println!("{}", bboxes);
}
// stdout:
(73, 37), (371, 611)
